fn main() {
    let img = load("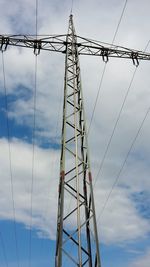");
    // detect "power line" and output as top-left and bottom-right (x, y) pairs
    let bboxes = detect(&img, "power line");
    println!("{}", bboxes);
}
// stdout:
(87, 63), (107, 136)
(28, 55), (38, 267)
(35, 0), (38, 37)
(95, 36), (150, 224)
(34, 2), (64, 254)
(93, 67), (137, 187)
(28, 2), (38, 266)
(93, 39), (150, 188)
(1, 51), (20, 267)
(112, 0), (128, 45)
(96, 96), (150, 222)
(94, 40), (150, 232)
(39, 79), (63, 259)
(0, 231), (8, 267)
(86, 0), (129, 188)
(87, 0), (128, 136)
